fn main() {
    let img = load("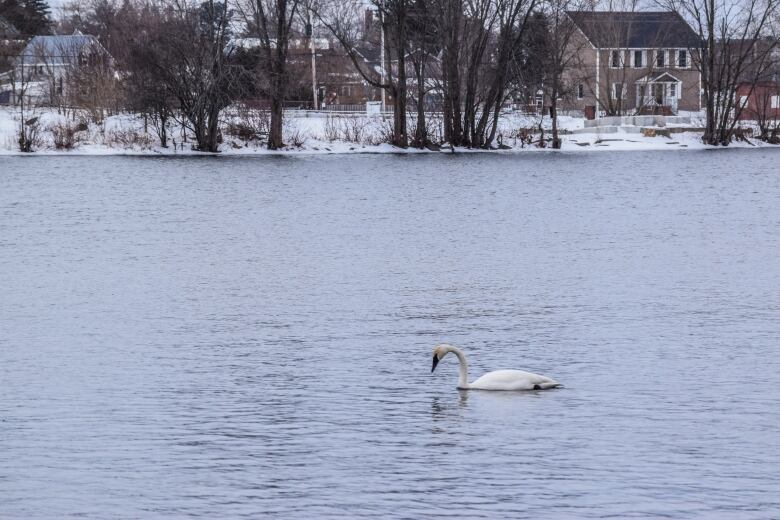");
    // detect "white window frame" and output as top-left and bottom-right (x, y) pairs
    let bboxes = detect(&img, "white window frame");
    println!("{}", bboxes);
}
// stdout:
(739, 95), (749, 109)
(668, 82), (677, 98)
(577, 83), (584, 100)
(637, 84), (647, 106)
(677, 49), (689, 68)
(633, 50), (644, 68)
(610, 49), (624, 69)
(656, 49), (666, 68)
(612, 82), (625, 100)
(770, 95), (779, 109)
